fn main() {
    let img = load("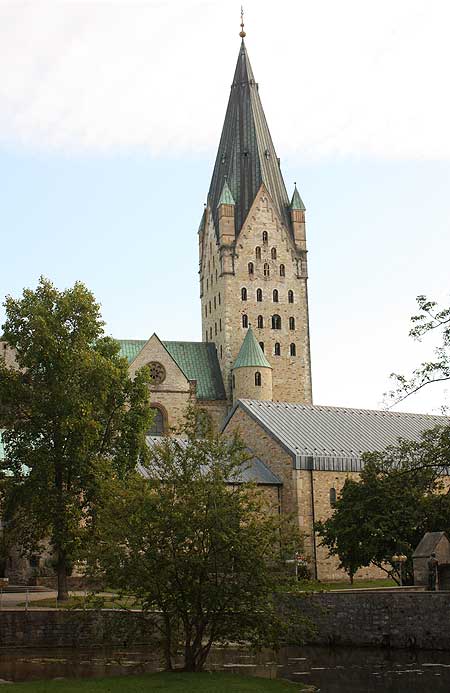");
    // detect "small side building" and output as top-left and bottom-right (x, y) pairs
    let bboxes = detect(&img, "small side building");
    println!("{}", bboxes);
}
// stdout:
(413, 532), (450, 588)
